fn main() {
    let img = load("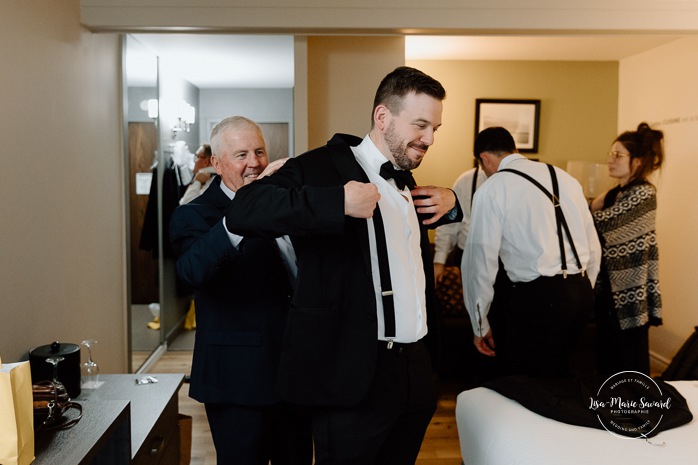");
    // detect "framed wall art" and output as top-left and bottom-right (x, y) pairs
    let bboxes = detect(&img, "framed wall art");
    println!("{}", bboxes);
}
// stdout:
(475, 99), (541, 153)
